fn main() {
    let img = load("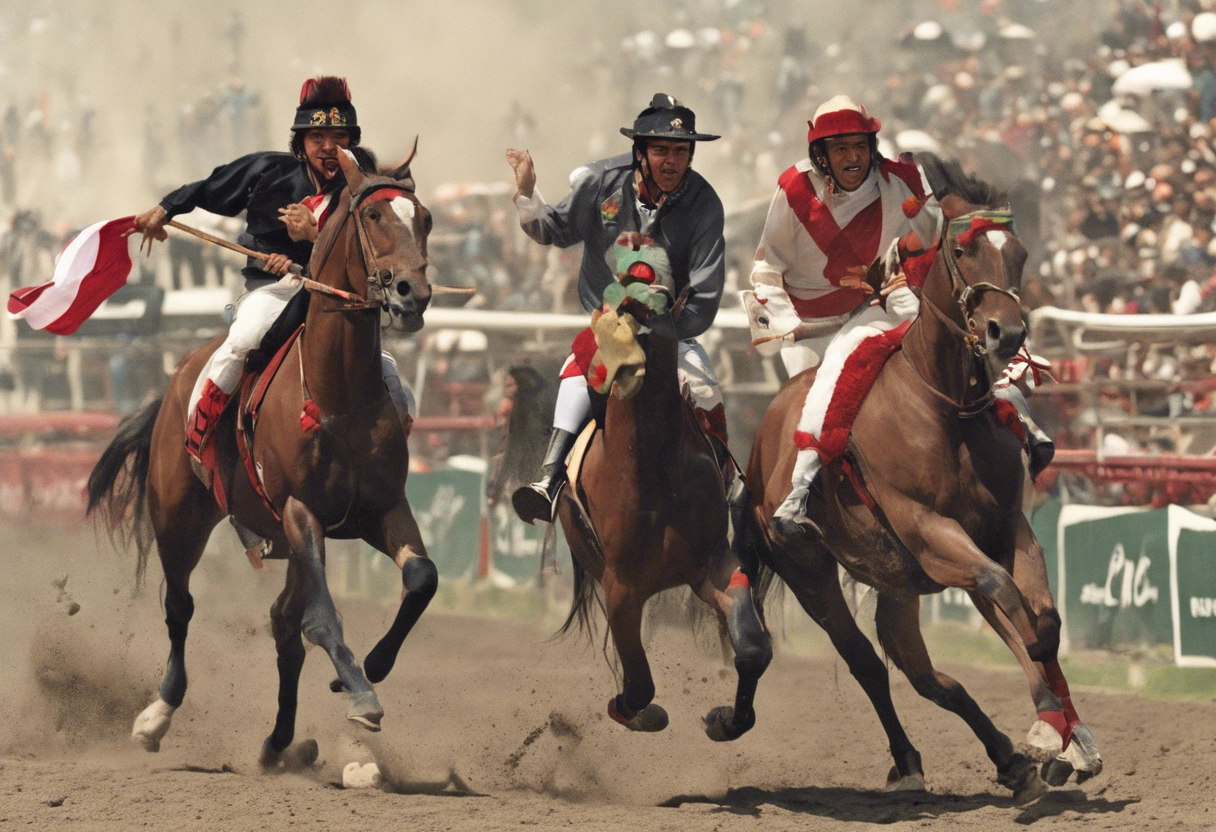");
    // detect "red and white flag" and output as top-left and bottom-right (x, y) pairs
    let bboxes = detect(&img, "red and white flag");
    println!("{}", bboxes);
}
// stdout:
(7, 216), (137, 335)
